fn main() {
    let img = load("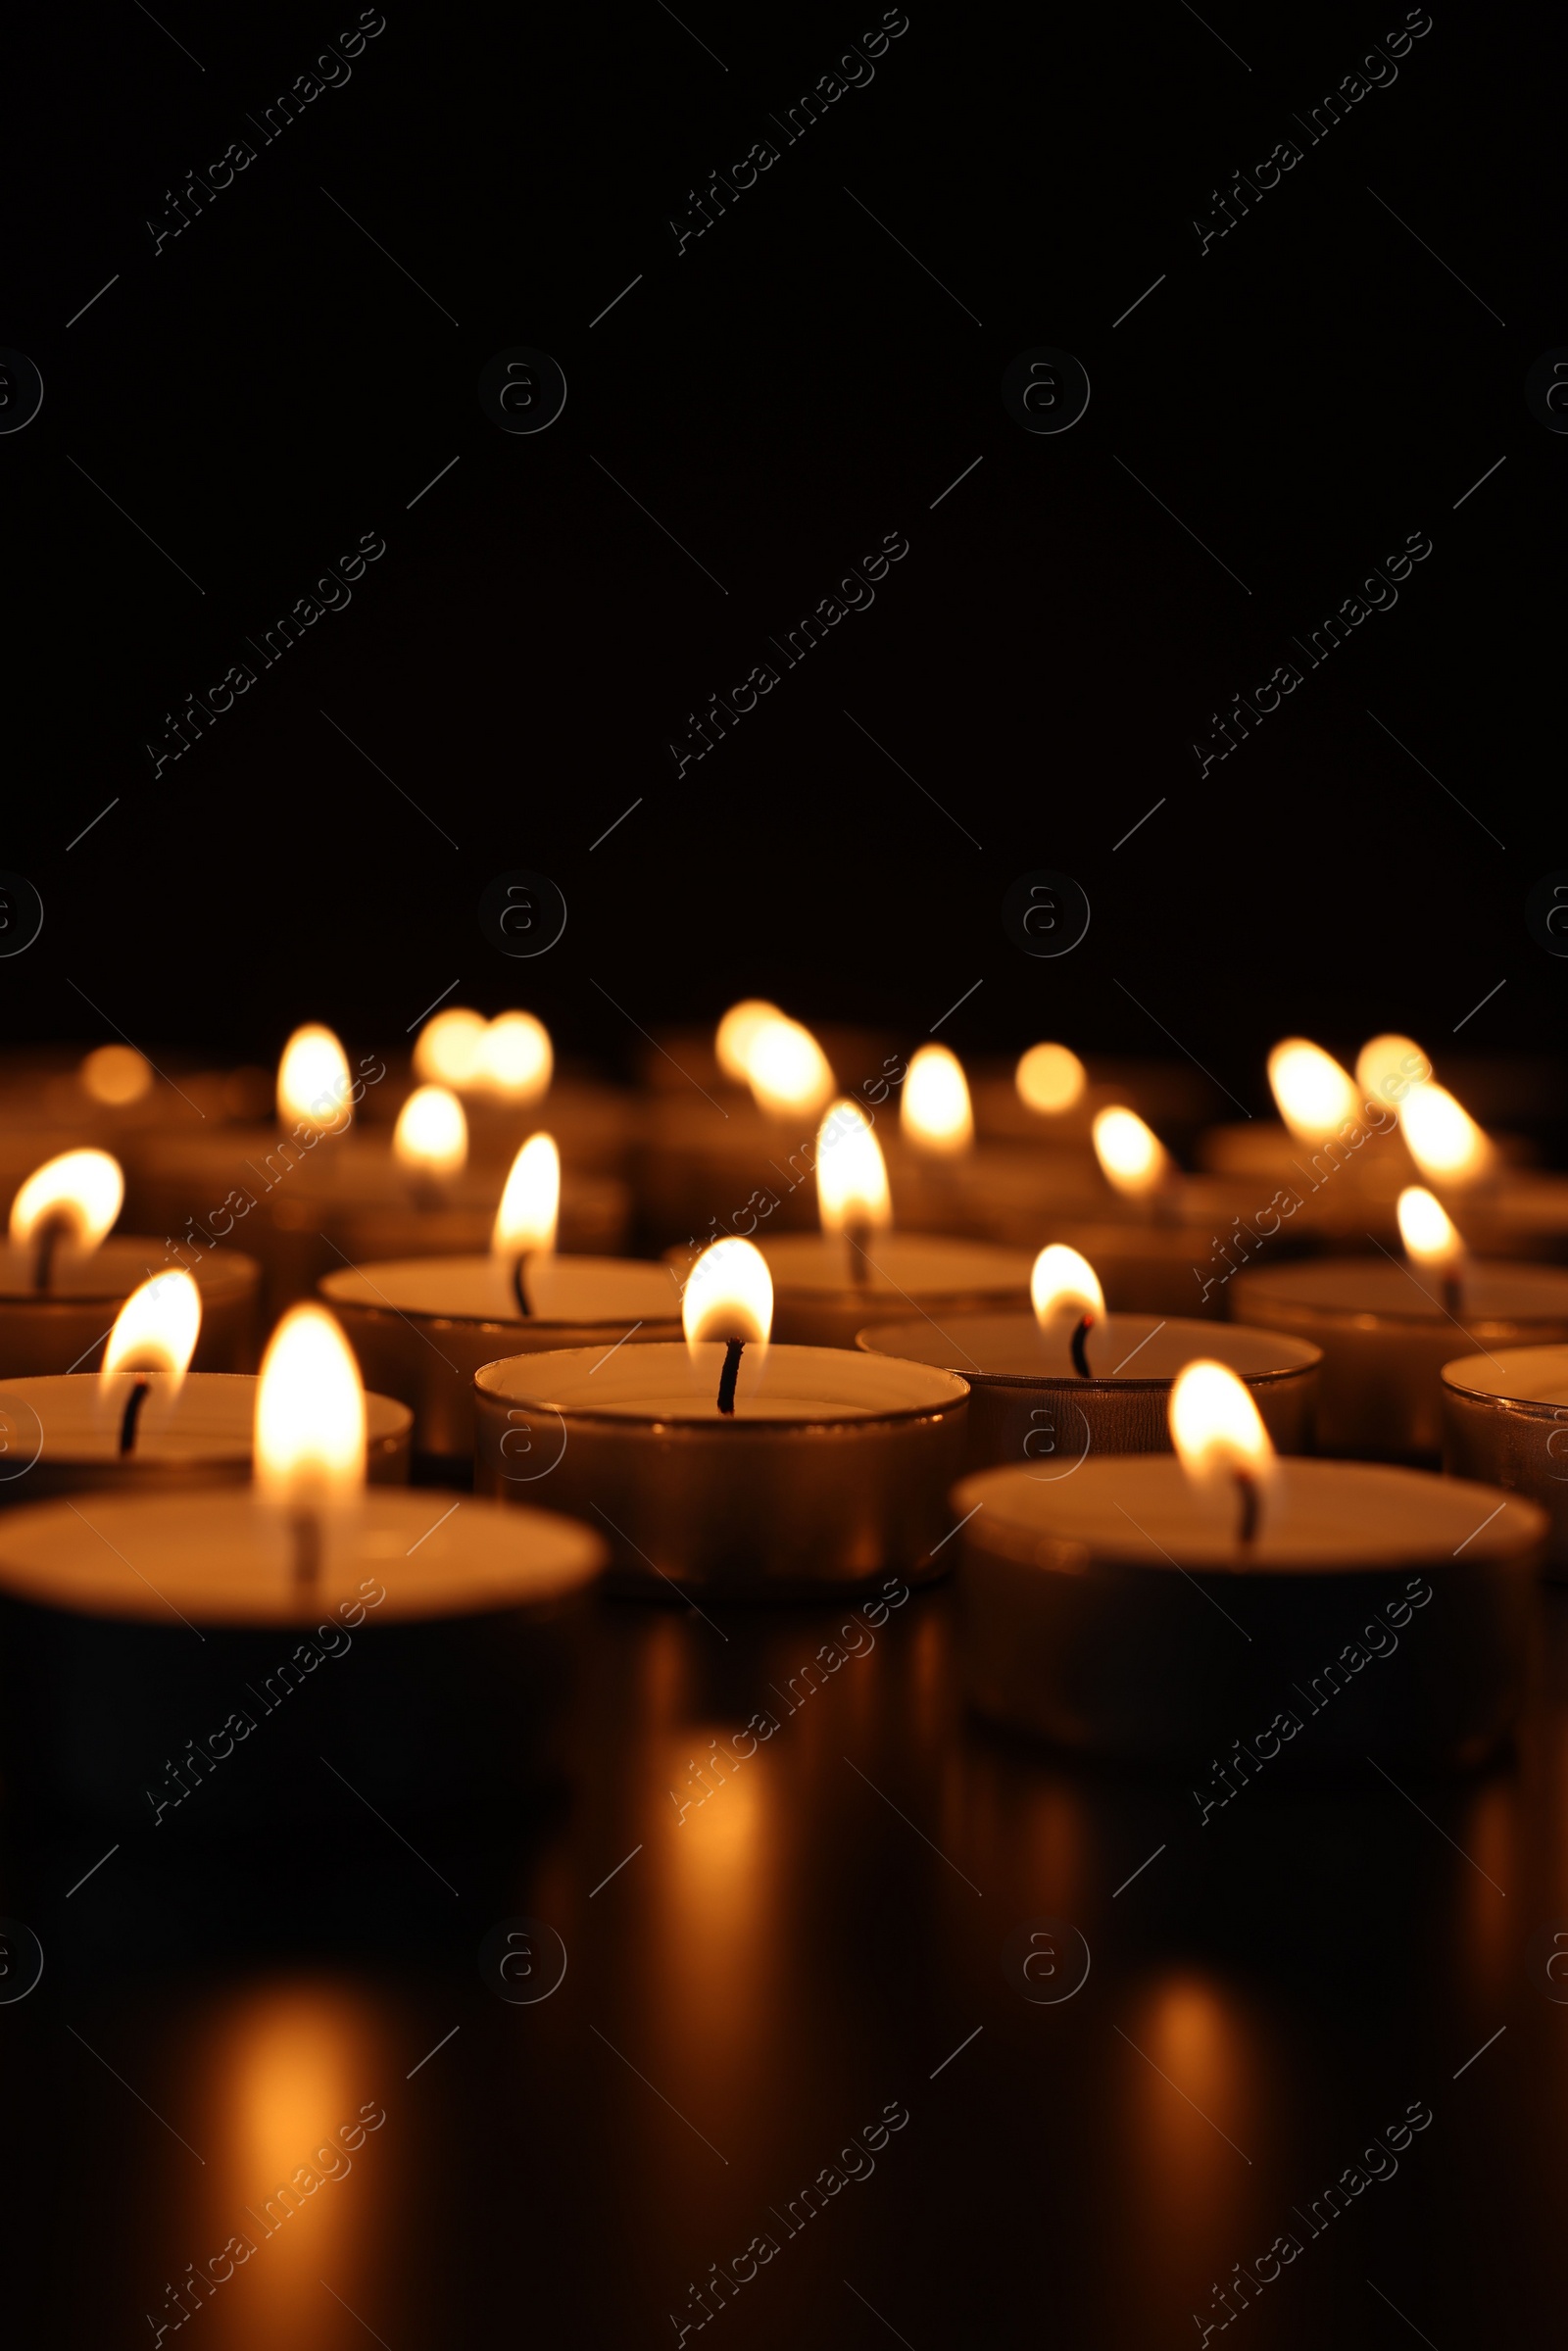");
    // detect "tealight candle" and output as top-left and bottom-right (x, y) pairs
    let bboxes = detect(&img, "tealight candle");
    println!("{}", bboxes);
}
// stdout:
(395, 1004), (632, 1175)
(1228, 1188), (1568, 1459)
(0, 1301), (606, 1821)
(882, 1045), (1108, 1239)
(0, 1150), (259, 1374)
(636, 1006), (841, 1246)
(1199, 1035), (1418, 1204)
(473, 1237), (968, 1597)
(321, 1134), (682, 1464)
(1391, 1076), (1568, 1264)
(957, 1358), (1543, 1765)
(858, 1244), (1320, 1470)
(1442, 1345), (1568, 1576)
